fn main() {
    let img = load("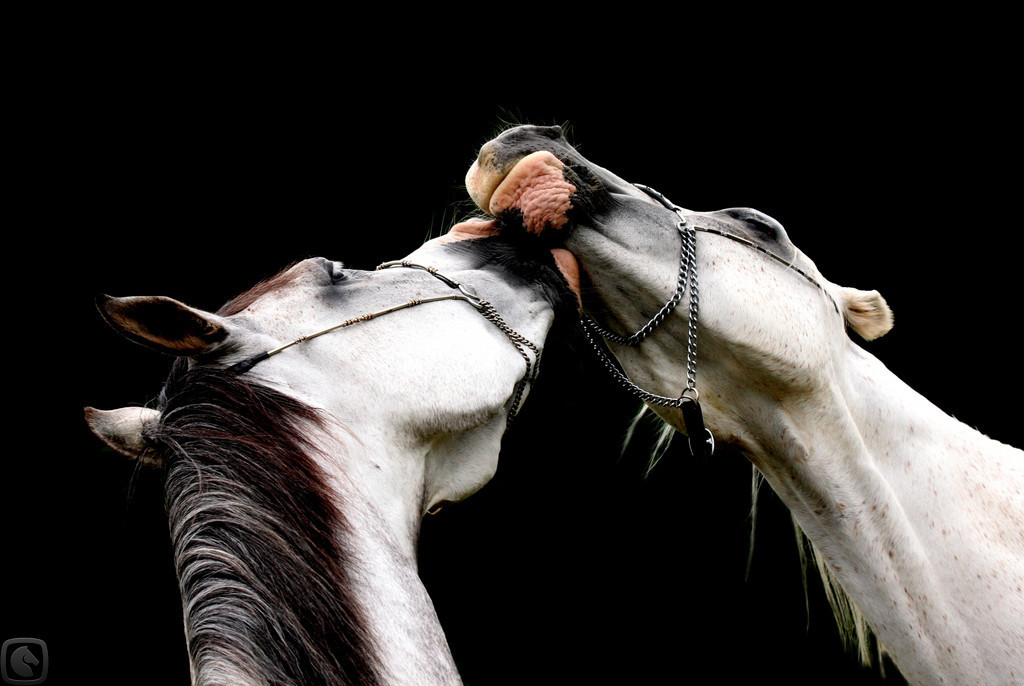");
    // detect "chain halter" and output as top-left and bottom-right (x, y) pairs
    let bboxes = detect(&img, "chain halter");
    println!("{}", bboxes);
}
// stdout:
(581, 183), (718, 459)
(227, 260), (541, 427)
(582, 183), (845, 461)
